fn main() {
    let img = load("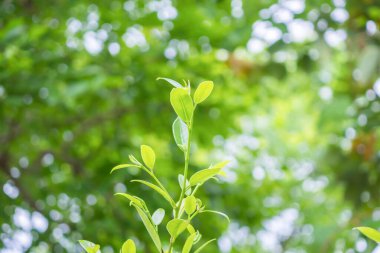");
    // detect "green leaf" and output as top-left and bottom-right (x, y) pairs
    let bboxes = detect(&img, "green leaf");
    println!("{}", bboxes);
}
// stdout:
(110, 164), (139, 174)
(194, 231), (202, 244)
(200, 210), (230, 222)
(194, 239), (216, 253)
(354, 227), (380, 243)
(182, 233), (197, 253)
(115, 193), (145, 210)
(170, 88), (194, 125)
(141, 145), (155, 169)
(121, 239), (136, 253)
(187, 224), (196, 234)
(152, 208), (165, 226)
(184, 196), (197, 215)
(190, 167), (221, 186)
(131, 180), (175, 207)
(194, 81), (214, 104)
(157, 77), (183, 88)
(167, 218), (189, 239)
(189, 161), (229, 186)
(178, 174), (191, 195)
(78, 240), (100, 253)
(172, 117), (188, 151)
(129, 155), (142, 166)
(133, 204), (162, 252)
